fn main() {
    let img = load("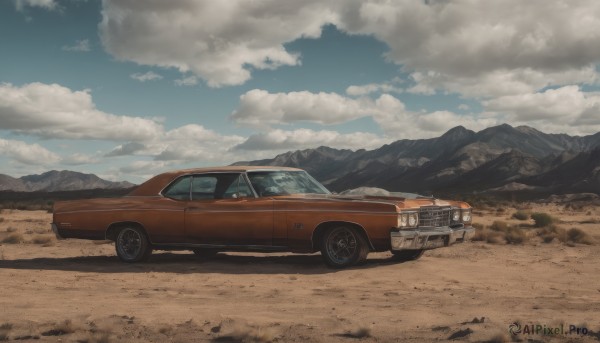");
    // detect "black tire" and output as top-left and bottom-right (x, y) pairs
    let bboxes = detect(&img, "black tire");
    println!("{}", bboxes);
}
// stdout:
(391, 249), (424, 262)
(321, 226), (369, 268)
(115, 226), (152, 263)
(192, 248), (219, 258)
